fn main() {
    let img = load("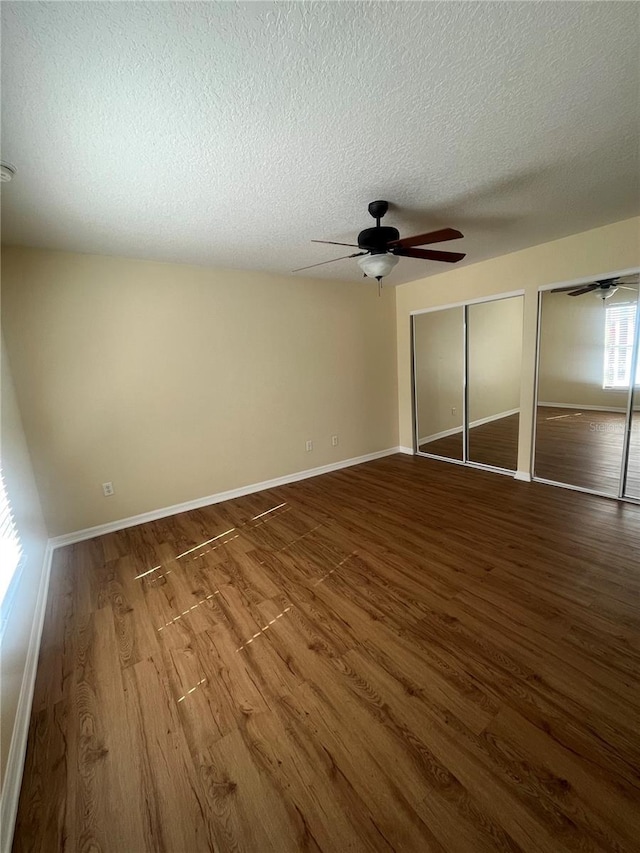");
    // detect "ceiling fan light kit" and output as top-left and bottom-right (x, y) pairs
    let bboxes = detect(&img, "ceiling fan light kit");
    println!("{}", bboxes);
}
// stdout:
(357, 253), (399, 279)
(293, 199), (466, 290)
(596, 287), (617, 300)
